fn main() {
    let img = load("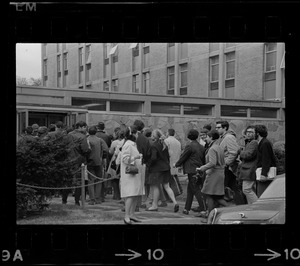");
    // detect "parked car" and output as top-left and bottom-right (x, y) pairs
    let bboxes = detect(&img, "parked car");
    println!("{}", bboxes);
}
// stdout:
(207, 174), (285, 224)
